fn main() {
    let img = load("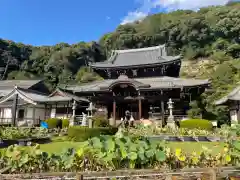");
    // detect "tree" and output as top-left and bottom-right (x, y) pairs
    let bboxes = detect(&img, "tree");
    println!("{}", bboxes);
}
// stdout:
(1, 51), (17, 80)
(75, 67), (103, 84)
